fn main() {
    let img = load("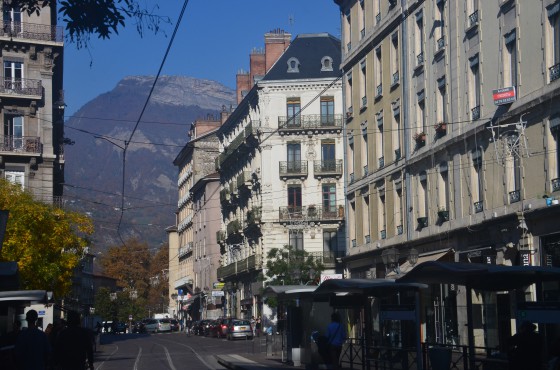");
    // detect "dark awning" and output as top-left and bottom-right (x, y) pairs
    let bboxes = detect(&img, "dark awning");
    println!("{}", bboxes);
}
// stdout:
(0, 290), (48, 304)
(263, 285), (317, 300)
(313, 278), (428, 298)
(397, 261), (560, 291)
